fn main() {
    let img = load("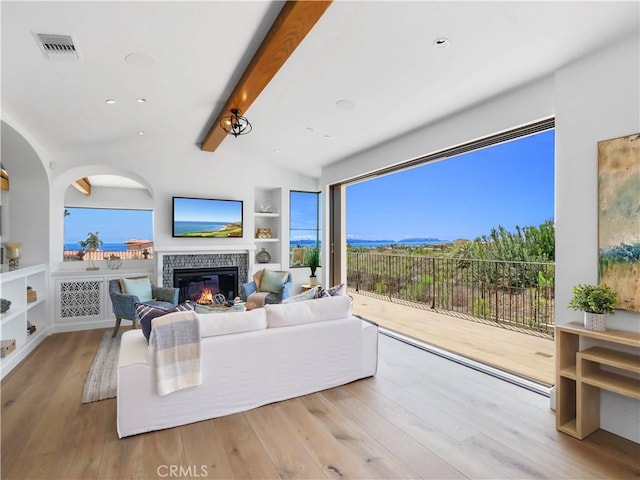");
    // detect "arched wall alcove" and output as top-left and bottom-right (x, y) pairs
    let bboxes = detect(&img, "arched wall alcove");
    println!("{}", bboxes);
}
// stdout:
(50, 166), (153, 265)
(1, 121), (50, 266)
